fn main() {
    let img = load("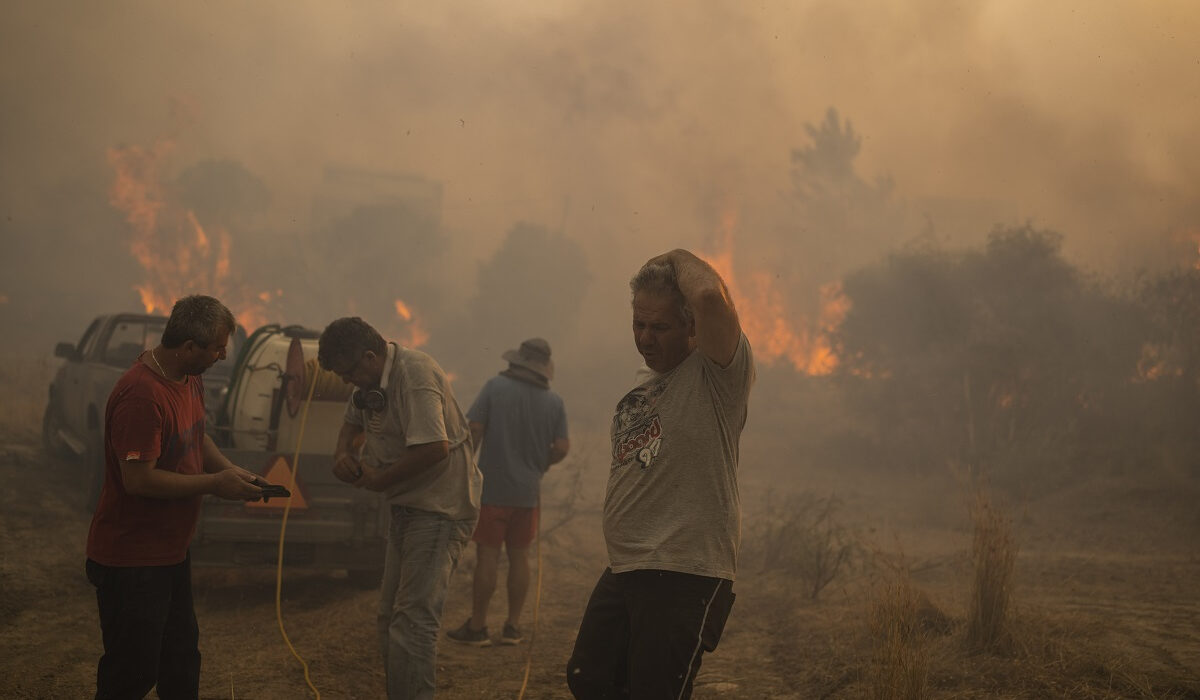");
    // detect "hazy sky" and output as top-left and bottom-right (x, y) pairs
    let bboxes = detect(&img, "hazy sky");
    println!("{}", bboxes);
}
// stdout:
(2, 1), (1198, 353)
